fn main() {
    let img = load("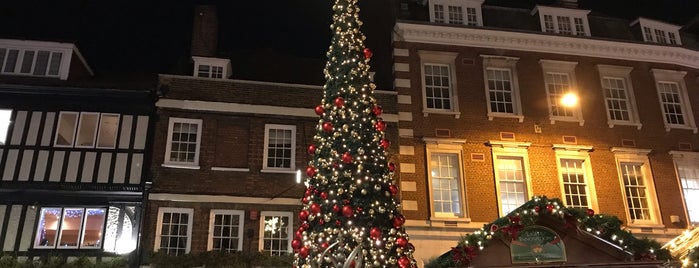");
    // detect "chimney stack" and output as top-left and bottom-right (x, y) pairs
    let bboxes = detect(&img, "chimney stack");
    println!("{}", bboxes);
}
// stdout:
(191, 5), (218, 57)
(557, 0), (579, 9)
